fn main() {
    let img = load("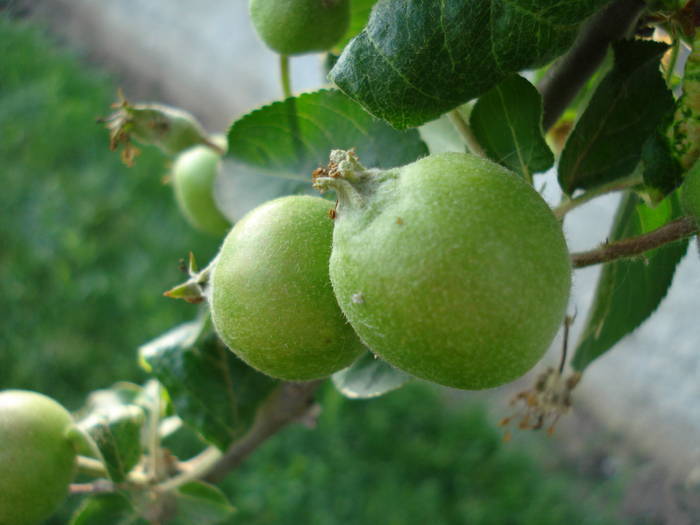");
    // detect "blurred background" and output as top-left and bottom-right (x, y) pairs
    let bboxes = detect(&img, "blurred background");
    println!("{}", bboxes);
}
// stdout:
(1, 1), (699, 523)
